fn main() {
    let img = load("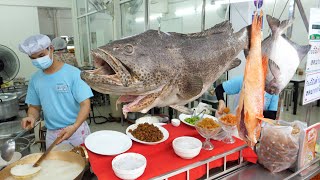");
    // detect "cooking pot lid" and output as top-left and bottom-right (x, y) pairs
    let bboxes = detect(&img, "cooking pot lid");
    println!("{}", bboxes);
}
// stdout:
(0, 93), (17, 102)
